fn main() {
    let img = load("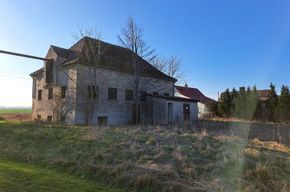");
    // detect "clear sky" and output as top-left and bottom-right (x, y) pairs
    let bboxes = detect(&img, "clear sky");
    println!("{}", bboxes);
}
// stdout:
(1, 0), (290, 107)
